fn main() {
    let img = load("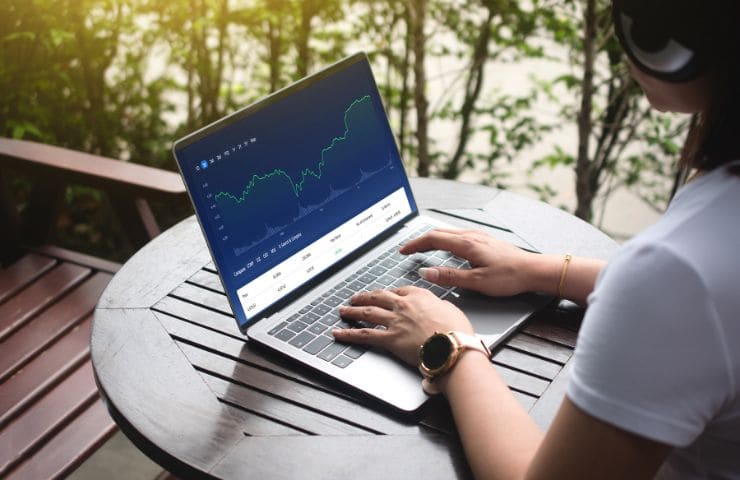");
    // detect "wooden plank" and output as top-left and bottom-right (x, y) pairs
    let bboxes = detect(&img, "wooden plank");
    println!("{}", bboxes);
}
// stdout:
(0, 138), (186, 200)
(215, 400), (303, 437)
(0, 263), (90, 342)
(0, 273), (111, 385)
(0, 363), (99, 476)
(153, 310), (347, 396)
(169, 282), (232, 316)
(178, 341), (419, 436)
(493, 348), (562, 381)
(493, 364), (549, 397)
(29, 245), (120, 274)
(5, 399), (116, 480)
(507, 333), (573, 365)
(0, 316), (92, 424)
(91, 308), (245, 479)
(211, 434), (471, 480)
(0, 254), (56, 304)
(523, 323), (578, 349)
(202, 374), (371, 436)
(187, 269), (224, 293)
(153, 295), (238, 338)
(96, 217), (211, 310)
(530, 362), (573, 431)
